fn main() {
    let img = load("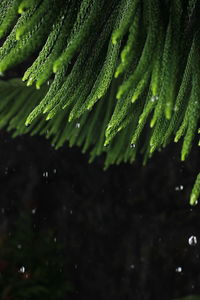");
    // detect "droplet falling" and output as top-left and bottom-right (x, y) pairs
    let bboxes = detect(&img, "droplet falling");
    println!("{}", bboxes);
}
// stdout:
(130, 143), (136, 149)
(175, 185), (184, 191)
(150, 95), (159, 102)
(43, 171), (49, 178)
(19, 266), (25, 273)
(32, 208), (37, 214)
(188, 235), (197, 246)
(176, 267), (182, 273)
